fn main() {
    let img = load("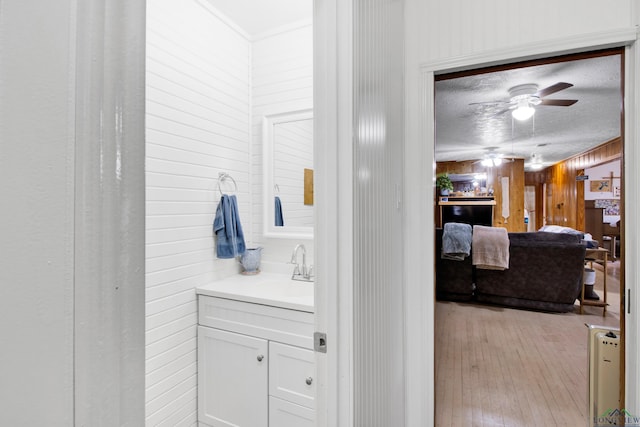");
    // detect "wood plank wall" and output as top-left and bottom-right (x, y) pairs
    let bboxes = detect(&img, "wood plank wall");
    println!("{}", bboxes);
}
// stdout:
(436, 159), (526, 232)
(436, 137), (621, 233)
(524, 137), (622, 231)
